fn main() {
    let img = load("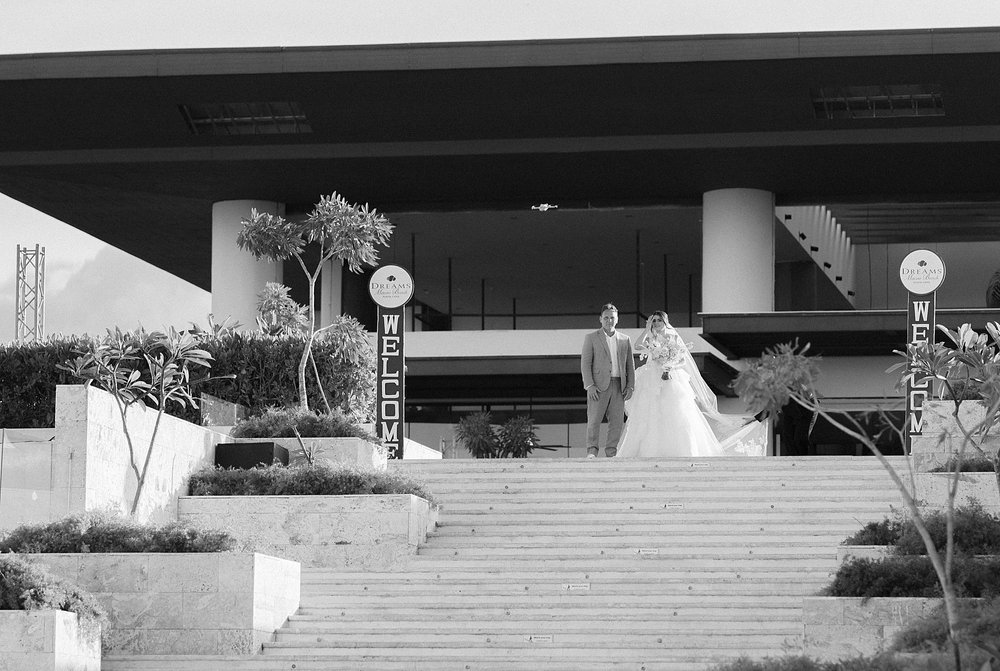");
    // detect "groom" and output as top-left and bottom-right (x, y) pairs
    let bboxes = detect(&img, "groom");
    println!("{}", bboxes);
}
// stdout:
(581, 303), (635, 458)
